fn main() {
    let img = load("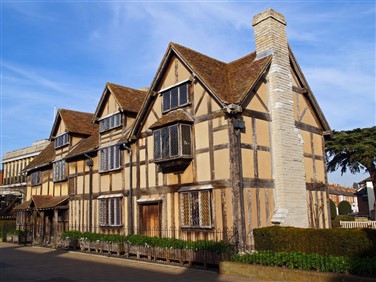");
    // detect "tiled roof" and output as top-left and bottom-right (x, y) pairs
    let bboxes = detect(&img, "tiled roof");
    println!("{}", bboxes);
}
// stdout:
(149, 109), (194, 129)
(23, 142), (55, 172)
(59, 109), (96, 136)
(328, 184), (356, 197)
(14, 195), (69, 210)
(65, 129), (99, 160)
(171, 43), (272, 104)
(107, 82), (148, 113)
